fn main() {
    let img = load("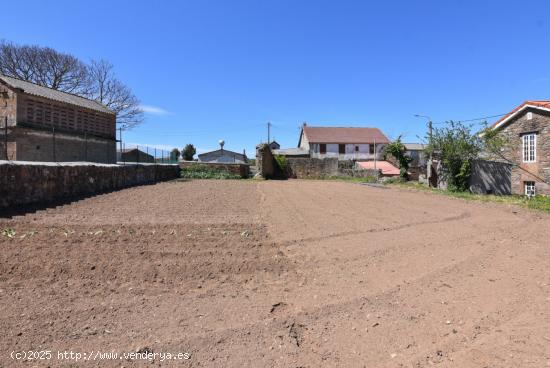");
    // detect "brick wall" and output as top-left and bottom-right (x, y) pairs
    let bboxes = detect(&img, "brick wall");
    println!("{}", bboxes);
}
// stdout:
(179, 161), (250, 178)
(491, 108), (550, 195)
(0, 163), (180, 209)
